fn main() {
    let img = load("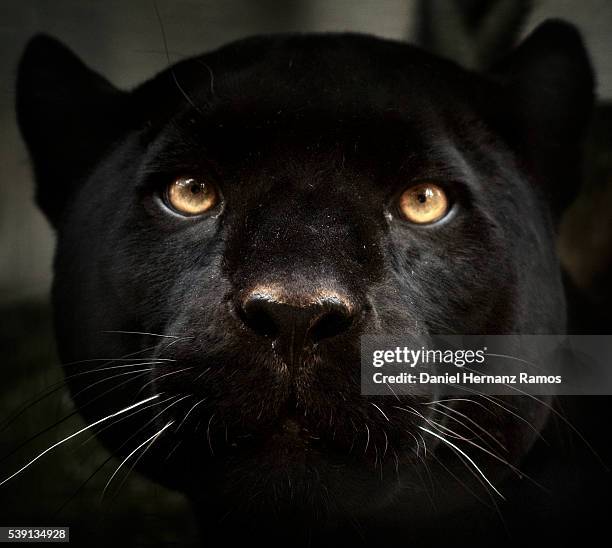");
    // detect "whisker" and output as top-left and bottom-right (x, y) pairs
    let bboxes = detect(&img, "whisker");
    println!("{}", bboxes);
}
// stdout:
(422, 398), (497, 414)
(164, 439), (183, 462)
(383, 381), (401, 401)
(176, 398), (206, 432)
(427, 448), (490, 508)
(0, 395), (161, 487)
(382, 430), (389, 459)
(1, 371), (152, 464)
(196, 60), (215, 96)
(1, 380), (68, 433)
(398, 404), (536, 486)
(431, 403), (507, 452)
(70, 369), (154, 400)
(429, 418), (548, 490)
(364, 423), (370, 455)
(418, 426), (504, 499)
(513, 393), (605, 467)
(425, 417), (473, 442)
(58, 355), (174, 368)
(153, 1), (207, 117)
(194, 368), (211, 382)
(102, 420), (174, 498)
(54, 452), (115, 516)
(416, 432), (437, 500)
(406, 430), (421, 459)
(206, 413), (217, 456)
(137, 367), (193, 395)
(417, 432), (428, 458)
(75, 361), (165, 374)
(61, 394), (187, 510)
(426, 389), (546, 440)
(1, 345), (171, 431)
(369, 402), (390, 422)
(78, 394), (178, 447)
(102, 330), (180, 339)
(113, 429), (168, 497)
(461, 365), (601, 462)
